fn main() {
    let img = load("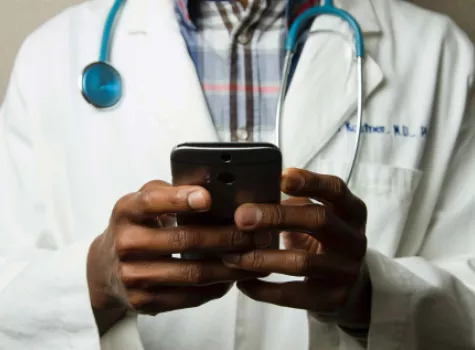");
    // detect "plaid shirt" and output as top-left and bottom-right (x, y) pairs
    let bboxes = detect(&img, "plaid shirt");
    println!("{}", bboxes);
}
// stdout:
(175, 0), (317, 142)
